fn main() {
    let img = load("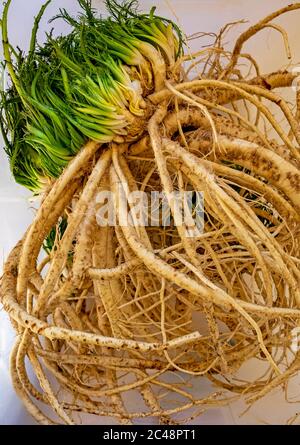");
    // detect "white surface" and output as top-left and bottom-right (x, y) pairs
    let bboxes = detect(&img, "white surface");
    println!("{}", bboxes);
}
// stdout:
(1, 0), (300, 425)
